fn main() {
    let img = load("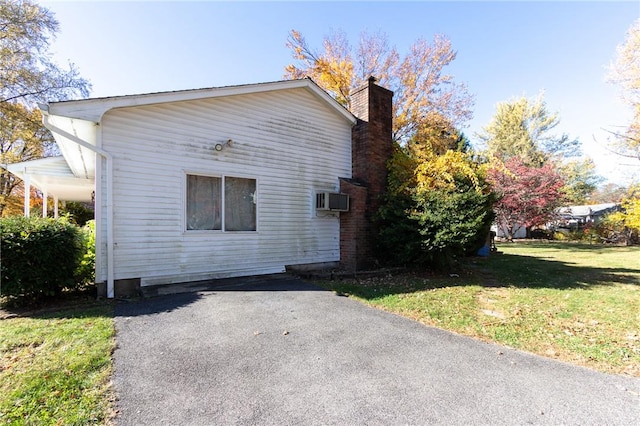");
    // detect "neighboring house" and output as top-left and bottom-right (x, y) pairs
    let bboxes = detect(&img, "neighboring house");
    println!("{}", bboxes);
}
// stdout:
(491, 203), (621, 240)
(491, 223), (527, 240)
(4, 78), (393, 298)
(554, 203), (620, 229)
